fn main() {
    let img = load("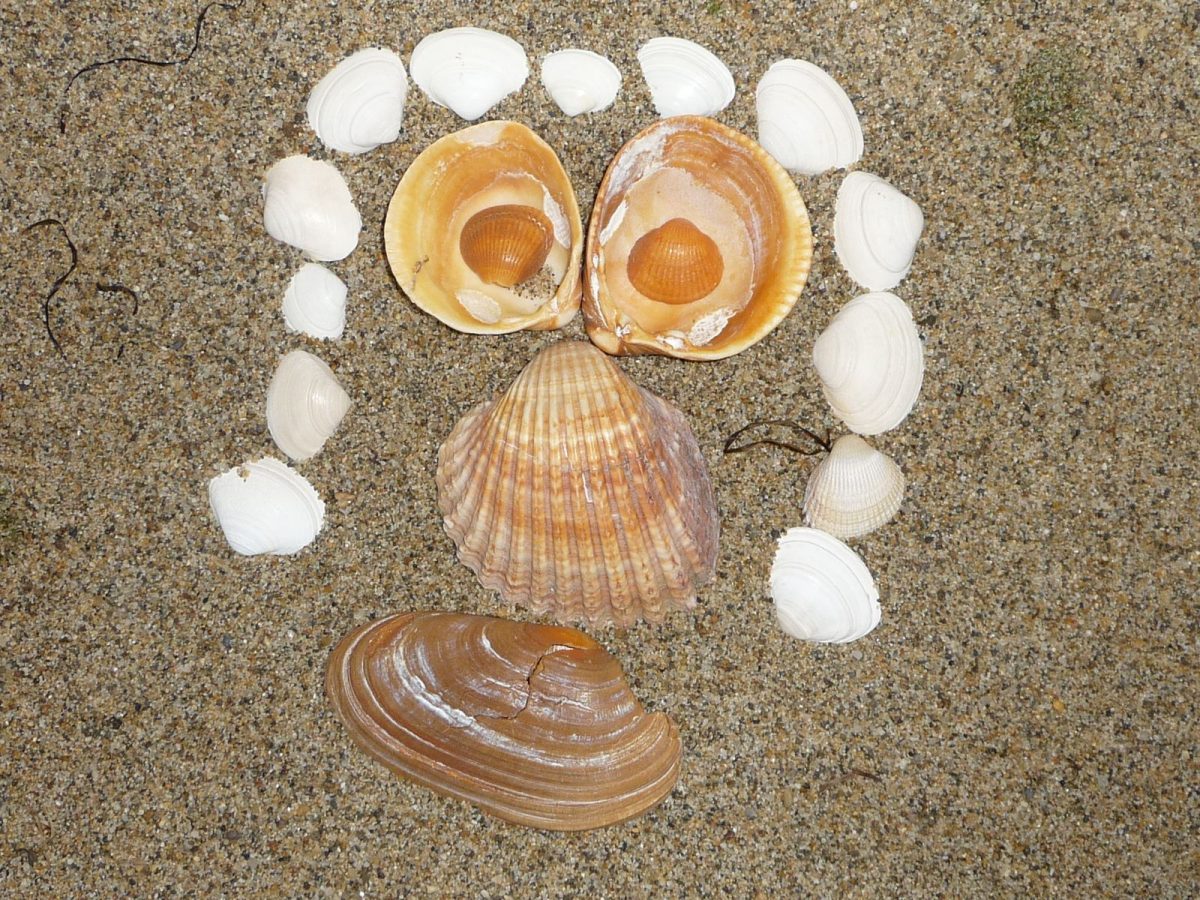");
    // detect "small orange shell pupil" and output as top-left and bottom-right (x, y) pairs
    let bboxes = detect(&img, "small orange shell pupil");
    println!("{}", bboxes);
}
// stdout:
(460, 204), (555, 288)
(626, 218), (724, 305)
